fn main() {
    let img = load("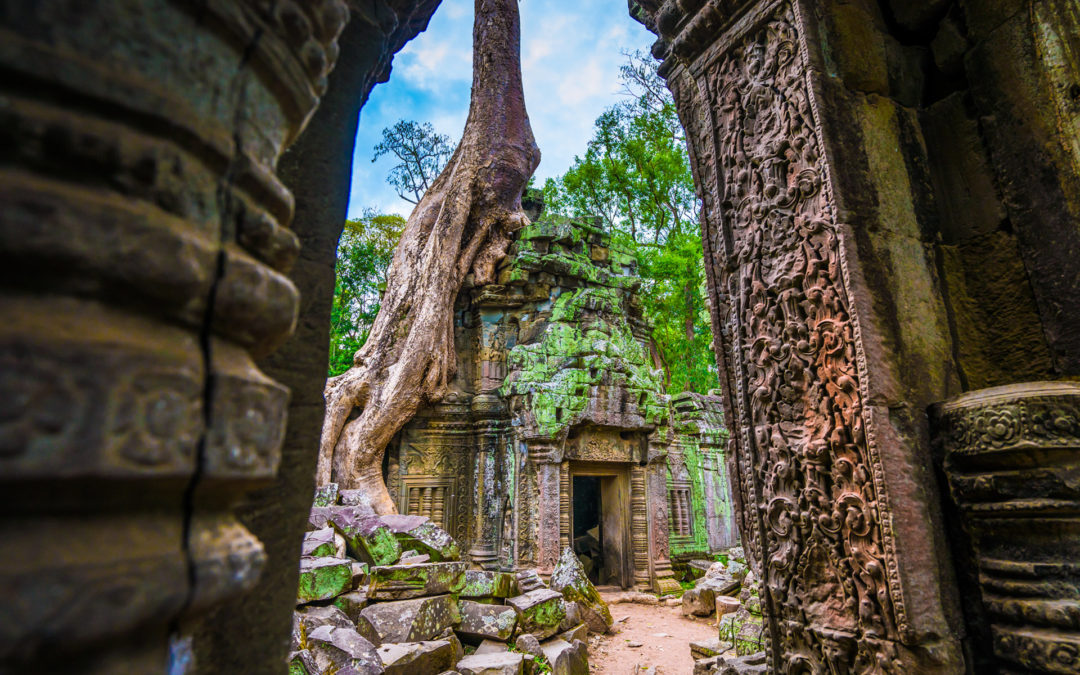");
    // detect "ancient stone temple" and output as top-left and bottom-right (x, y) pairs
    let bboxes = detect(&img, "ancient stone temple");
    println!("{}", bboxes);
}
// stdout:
(385, 217), (735, 592)
(5, 1), (1080, 673)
